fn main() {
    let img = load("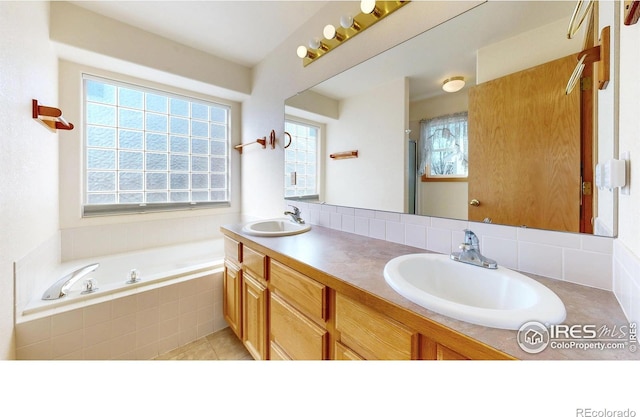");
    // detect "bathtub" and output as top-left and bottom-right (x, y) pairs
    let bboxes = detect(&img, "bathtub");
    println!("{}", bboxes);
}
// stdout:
(16, 239), (227, 359)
